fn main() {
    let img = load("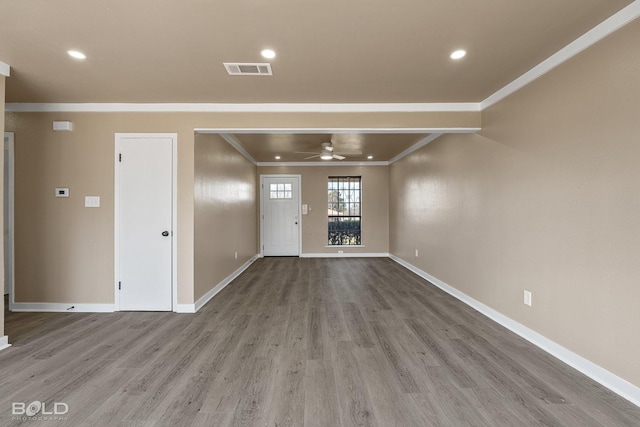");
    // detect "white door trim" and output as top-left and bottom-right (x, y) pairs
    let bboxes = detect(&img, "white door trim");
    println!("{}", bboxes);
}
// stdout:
(114, 133), (178, 311)
(259, 174), (302, 257)
(4, 132), (15, 307)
